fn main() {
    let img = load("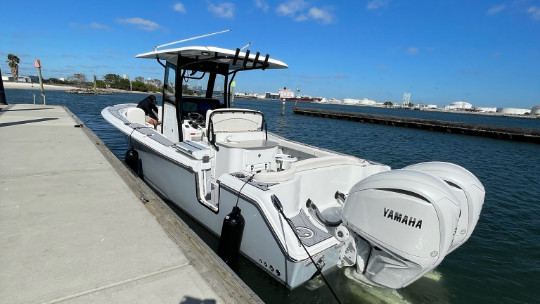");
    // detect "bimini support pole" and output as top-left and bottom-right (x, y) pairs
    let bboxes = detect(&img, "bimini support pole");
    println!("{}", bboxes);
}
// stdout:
(0, 68), (7, 105)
